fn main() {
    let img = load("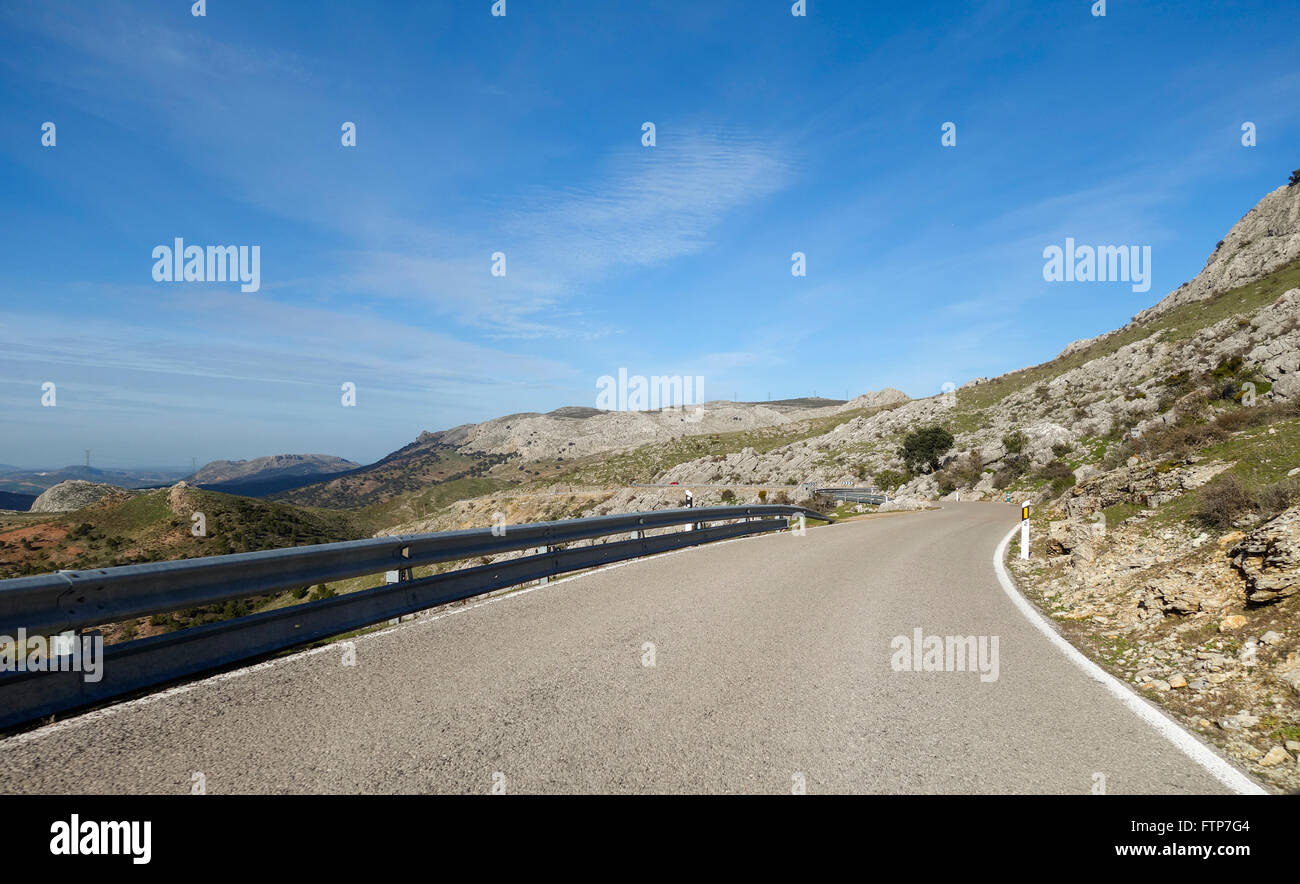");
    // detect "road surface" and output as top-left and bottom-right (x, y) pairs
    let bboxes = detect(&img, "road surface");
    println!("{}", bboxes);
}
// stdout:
(0, 503), (1247, 794)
